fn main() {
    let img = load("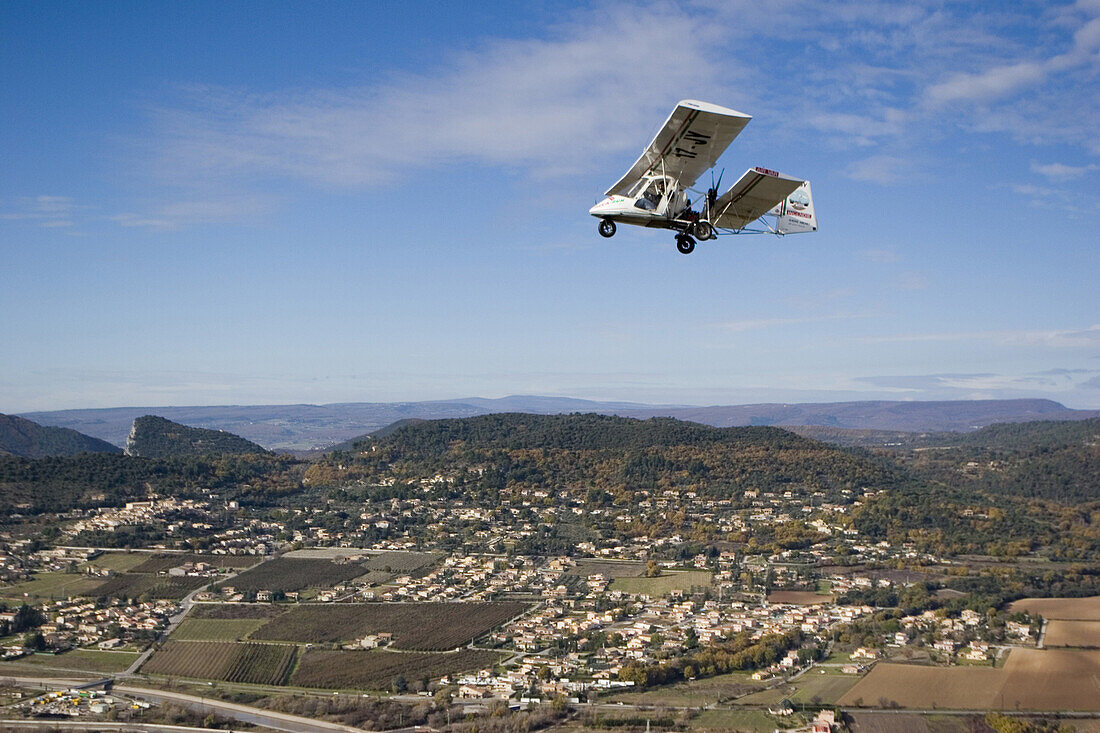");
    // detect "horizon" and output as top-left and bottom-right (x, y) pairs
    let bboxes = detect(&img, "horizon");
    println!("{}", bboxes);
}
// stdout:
(3, 1), (1098, 413)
